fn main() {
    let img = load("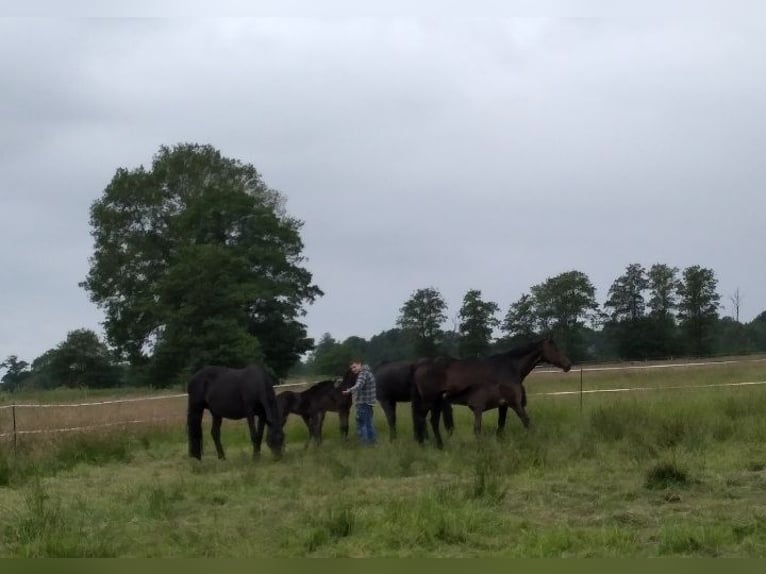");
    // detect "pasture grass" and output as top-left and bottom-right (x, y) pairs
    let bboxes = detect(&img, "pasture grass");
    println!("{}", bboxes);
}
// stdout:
(1, 359), (766, 556)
